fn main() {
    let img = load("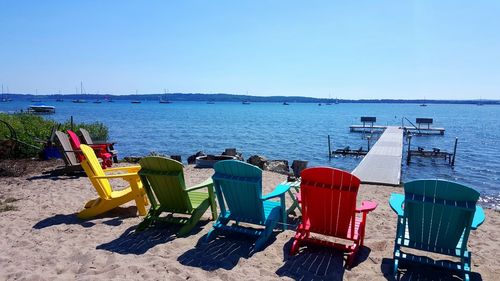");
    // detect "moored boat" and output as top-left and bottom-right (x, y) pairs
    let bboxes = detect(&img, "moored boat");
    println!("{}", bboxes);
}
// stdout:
(27, 105), (56, 114)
